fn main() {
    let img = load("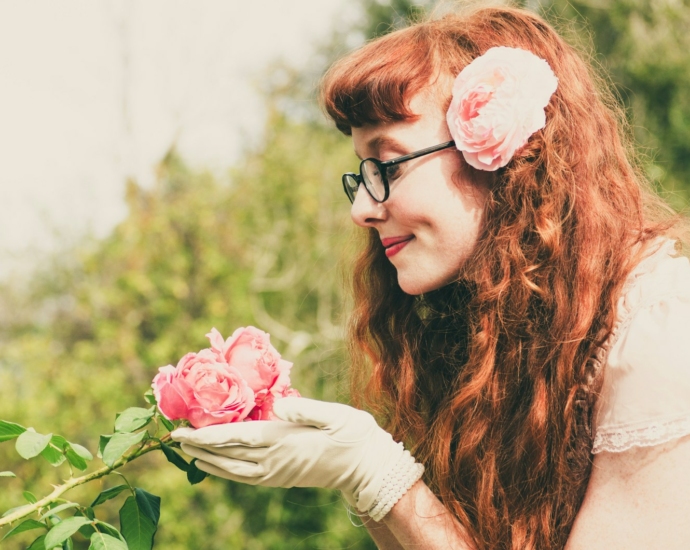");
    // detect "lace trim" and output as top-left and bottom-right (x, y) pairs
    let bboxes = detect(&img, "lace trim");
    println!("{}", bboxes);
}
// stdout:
(592, 414), (690, 453)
